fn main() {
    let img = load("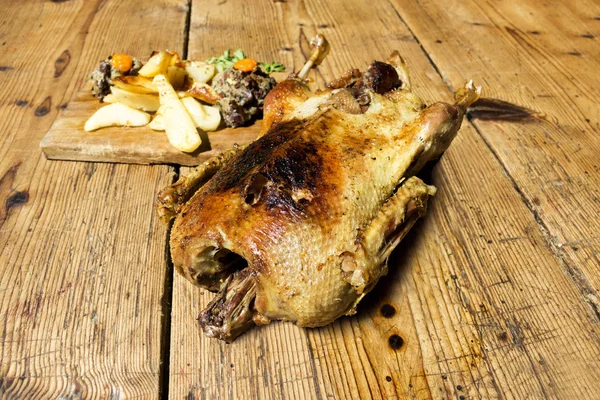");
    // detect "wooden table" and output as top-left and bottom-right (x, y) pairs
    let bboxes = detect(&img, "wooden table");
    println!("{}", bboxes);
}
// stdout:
(1, 0), (599, 398)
